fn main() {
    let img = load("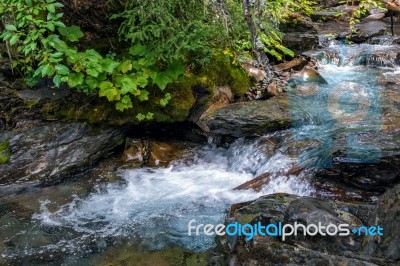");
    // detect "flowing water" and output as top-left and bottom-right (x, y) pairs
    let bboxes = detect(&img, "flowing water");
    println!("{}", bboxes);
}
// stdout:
(1, 44), (399, 265)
